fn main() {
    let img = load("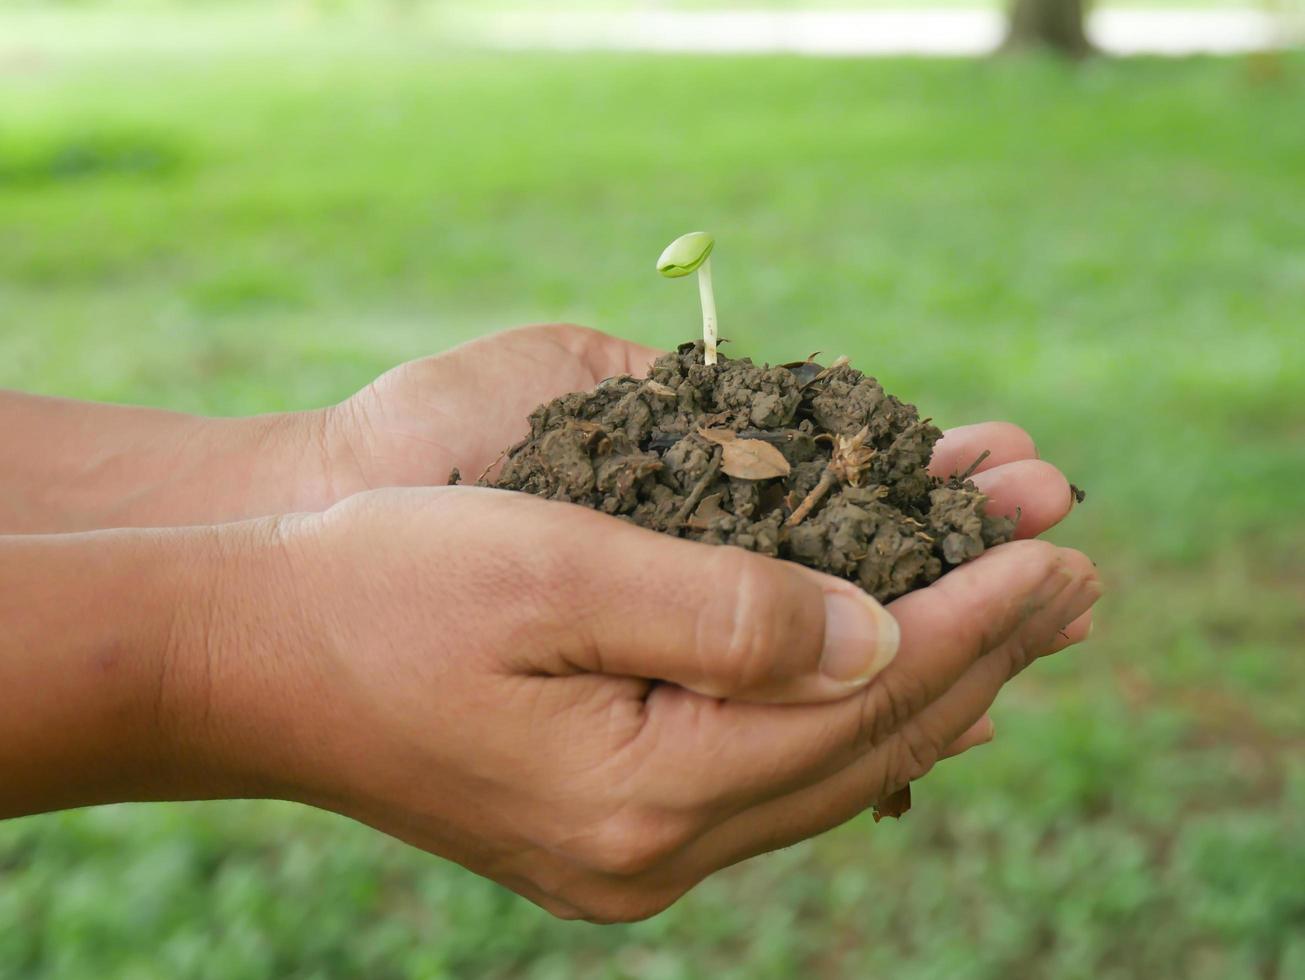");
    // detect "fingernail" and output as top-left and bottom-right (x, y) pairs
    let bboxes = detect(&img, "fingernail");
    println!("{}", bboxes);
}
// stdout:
(980, 717), (997, 743)
(820, 588), (900, 686)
